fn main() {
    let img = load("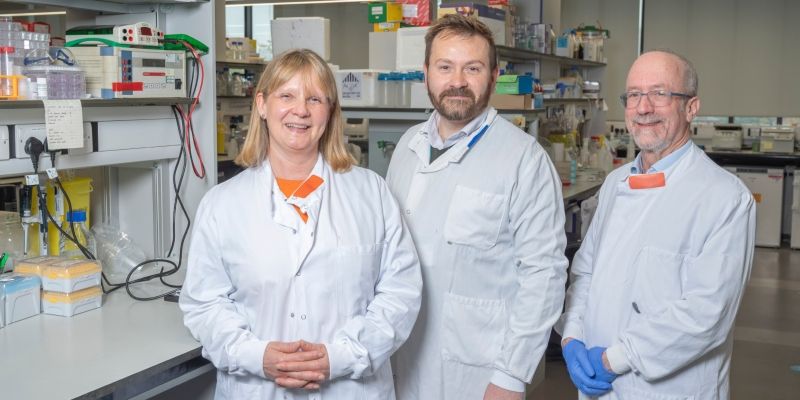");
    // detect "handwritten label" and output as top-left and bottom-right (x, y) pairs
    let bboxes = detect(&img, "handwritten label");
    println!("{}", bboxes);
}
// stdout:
(44, 99), (84, 150)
